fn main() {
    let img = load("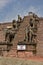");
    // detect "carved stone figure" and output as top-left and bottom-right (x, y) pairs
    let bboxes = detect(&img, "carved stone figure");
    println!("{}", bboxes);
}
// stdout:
(5, 27), (15, 43)
(12, 20), (16, 28)
(18, 15), (22, 23)
(25, 13), (39, 44)
(25, 27), (29, 41)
